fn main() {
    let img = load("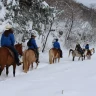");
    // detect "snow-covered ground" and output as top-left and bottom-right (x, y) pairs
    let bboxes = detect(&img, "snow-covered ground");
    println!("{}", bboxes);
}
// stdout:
(0, 49), (96, 96)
